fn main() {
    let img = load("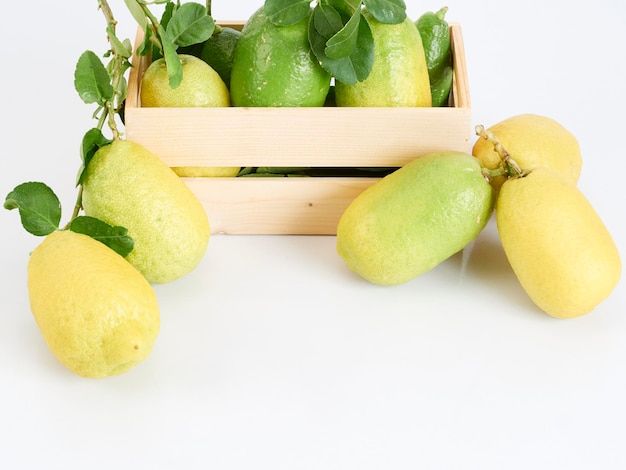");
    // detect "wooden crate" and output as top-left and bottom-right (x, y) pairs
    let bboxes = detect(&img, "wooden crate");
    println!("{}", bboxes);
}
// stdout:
(125, 21), (471, 235)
